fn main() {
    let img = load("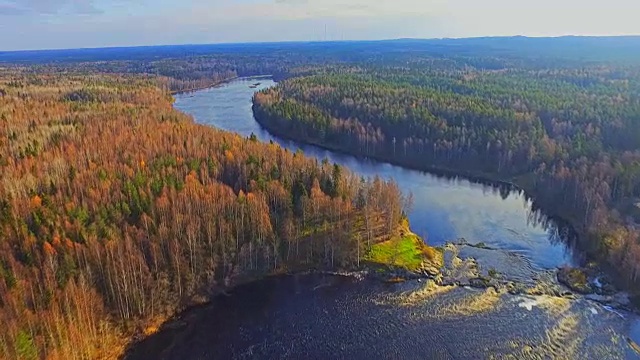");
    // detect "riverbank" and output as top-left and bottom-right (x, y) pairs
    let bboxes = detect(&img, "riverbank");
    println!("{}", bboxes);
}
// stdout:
(125, 240), (640, 359)
(169, 77), (239, 95)
(122, 221), (438, 356)
(251, 103), (626, 286)
(169, 75), (280, 95)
